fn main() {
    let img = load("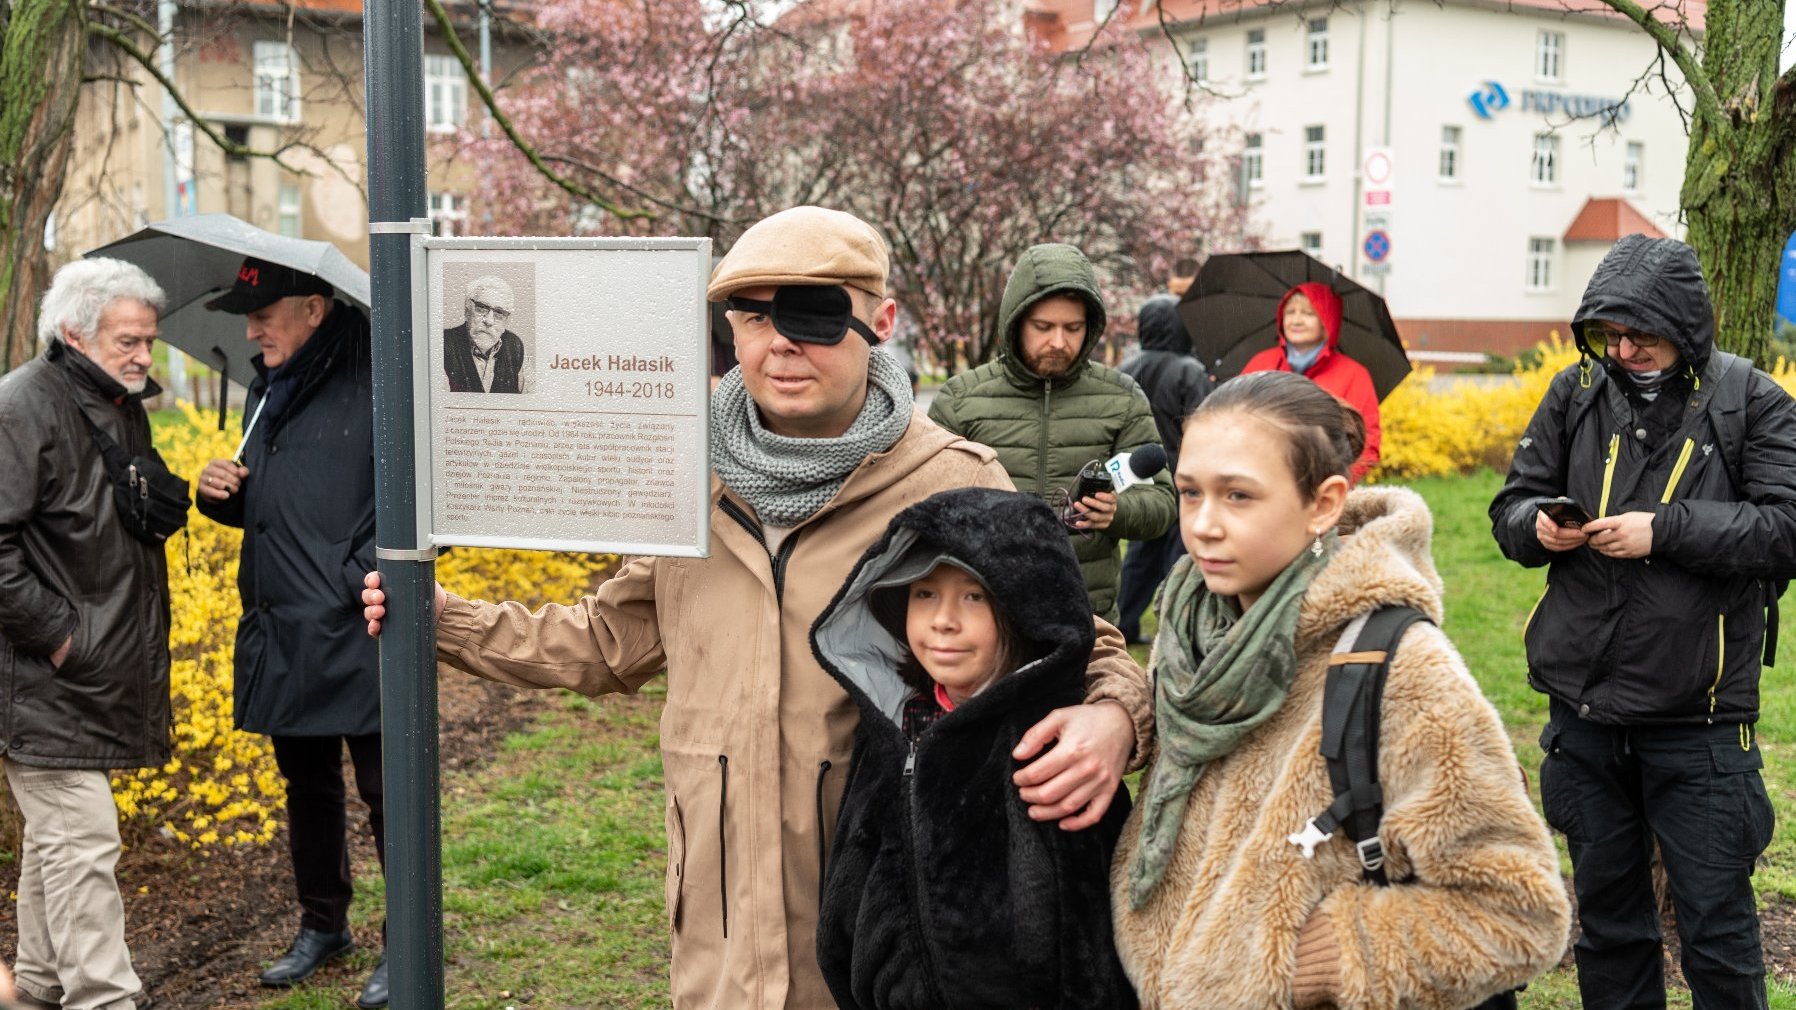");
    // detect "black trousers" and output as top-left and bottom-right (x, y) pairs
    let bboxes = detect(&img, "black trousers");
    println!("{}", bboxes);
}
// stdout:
(1539, 699), (1772, 1010)
(1116, 526), (1186, 641)
(271, 733), (386, 935)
